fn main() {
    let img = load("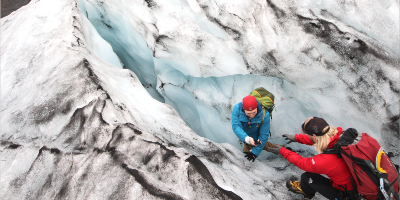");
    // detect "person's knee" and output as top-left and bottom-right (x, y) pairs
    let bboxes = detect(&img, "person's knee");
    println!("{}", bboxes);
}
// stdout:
(301, 172), (313, 180)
